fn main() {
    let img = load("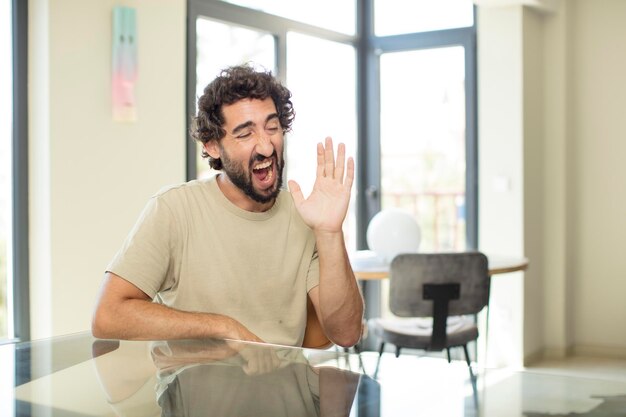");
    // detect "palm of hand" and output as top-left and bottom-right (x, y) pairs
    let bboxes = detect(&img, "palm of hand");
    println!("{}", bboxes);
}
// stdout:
(294, 177), (351, 233)
(289, 138), (354, 234)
